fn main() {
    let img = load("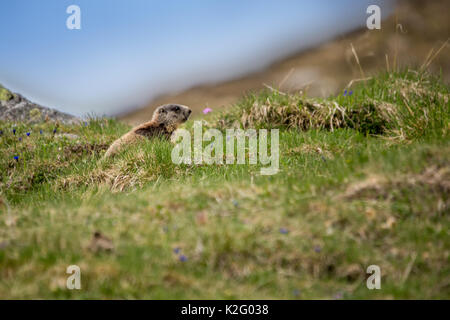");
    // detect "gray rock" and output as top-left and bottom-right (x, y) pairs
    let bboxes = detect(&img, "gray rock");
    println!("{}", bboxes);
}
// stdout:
(0, 88), (79, 125)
